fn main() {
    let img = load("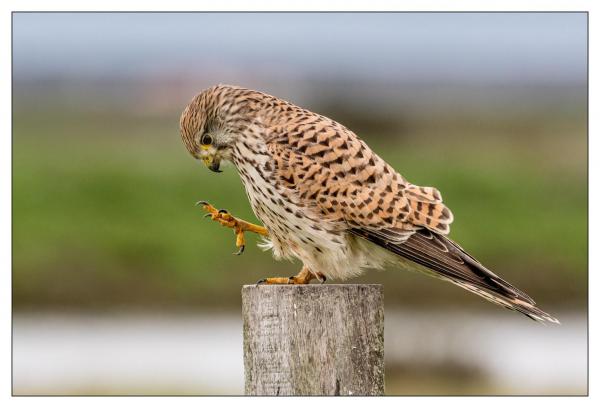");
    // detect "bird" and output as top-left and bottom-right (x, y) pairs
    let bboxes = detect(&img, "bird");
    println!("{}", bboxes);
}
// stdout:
(179, 84), (559, 324)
